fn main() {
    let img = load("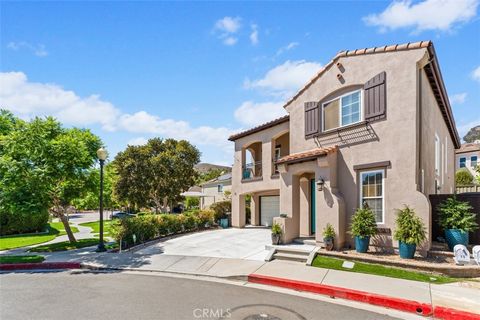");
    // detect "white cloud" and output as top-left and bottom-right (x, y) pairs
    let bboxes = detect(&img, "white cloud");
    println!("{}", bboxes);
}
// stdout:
(7, 41), (48, 57)
(244, 60), (321, 98)
(363, 0), (479, 33)
(223, 37), (238, 46)
(127, 137), (149, 146)
(215, 16), (241, 33)
(0, 71), (236, 151)
(276, 42), (299, 56)
(472, 66), (480, 82)
(450, 92), (467, 104)
(250, 24), (259, 45)
(214, 16), (242, 46)
(234, 101), (286, 127)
